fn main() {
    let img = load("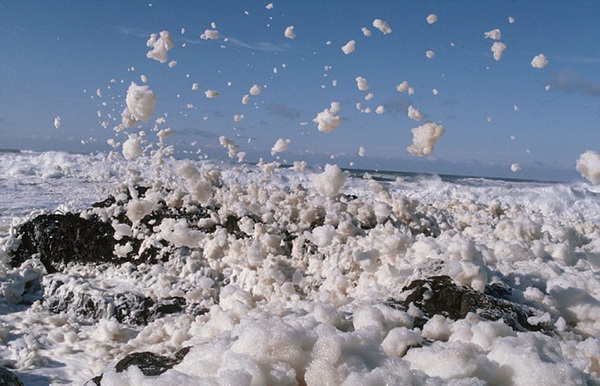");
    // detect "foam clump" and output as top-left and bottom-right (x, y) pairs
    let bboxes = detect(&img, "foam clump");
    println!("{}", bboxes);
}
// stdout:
(408, 106), (423, 121)
(426, 14), (437, 24)
(531, 54), (549, 68)
(284, 26), (296, 39)
(122, 134), (143, 160)
(205, 90), (219, 99)
(271, 138), (290, 156)
(311, 163), (349, 198)
(491, 42), (507, 61)
(362, 27), (372, 37)
(146, 31), (174, 63)
(576, 150), (600, 184)
(484, 29), (501, 40)
(249, 84), (261, 96)
(356, 76), (369, 91)
(200, 29), (219, 40)
(510, 163), (521, 173)
(407, 121), (444, 156)
(313, 102), (342, 133)
(373, 19), (392, 34)
(121, 82), (156, 128)
(53, 116), (61, 129)
(341, 40), (355, 54)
